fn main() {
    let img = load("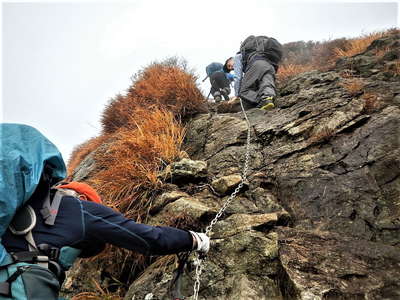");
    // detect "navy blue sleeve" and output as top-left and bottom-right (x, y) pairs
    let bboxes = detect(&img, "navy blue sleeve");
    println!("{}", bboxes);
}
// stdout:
(80, 201), (193, 256)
